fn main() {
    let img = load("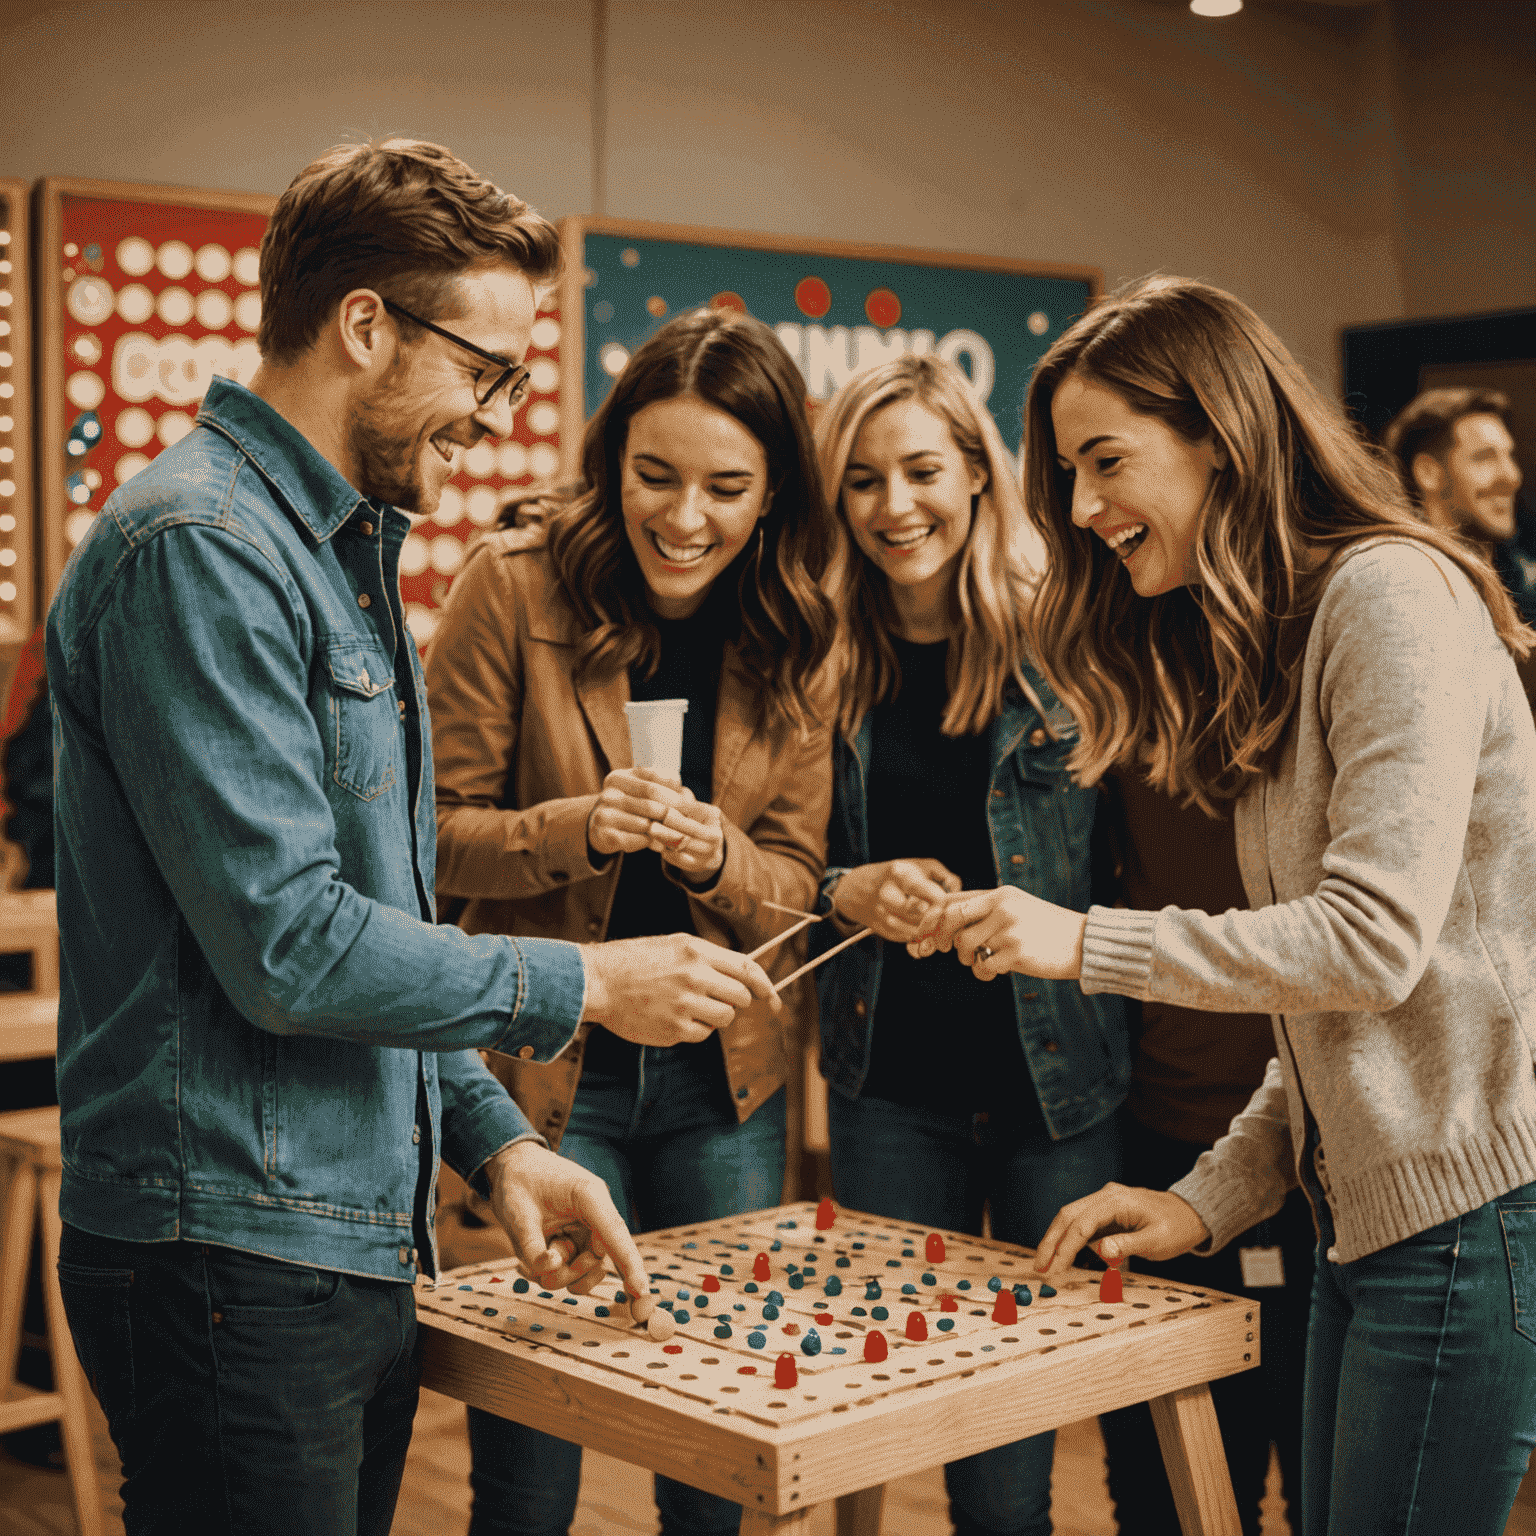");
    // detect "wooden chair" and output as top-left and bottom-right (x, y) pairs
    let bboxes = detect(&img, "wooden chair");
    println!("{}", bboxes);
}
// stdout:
(0, 889), (59, 1062)
(0, 1105), (105, 1534)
